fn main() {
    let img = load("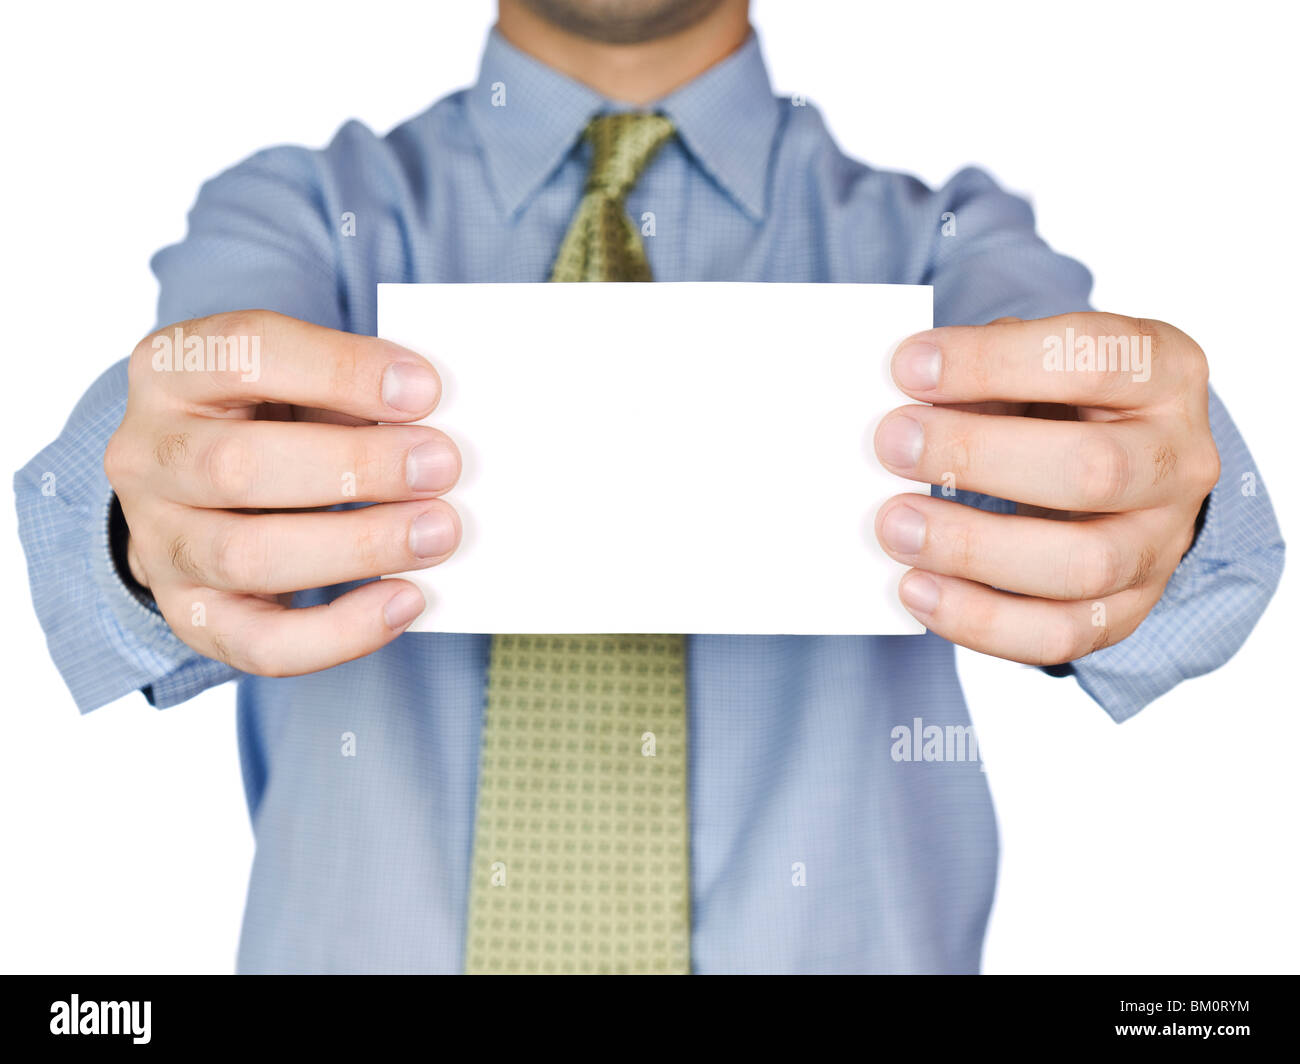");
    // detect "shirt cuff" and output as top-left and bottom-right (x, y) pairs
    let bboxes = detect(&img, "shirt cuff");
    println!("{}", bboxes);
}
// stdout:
(88, 486), (238, 710)
(1063, 478), (1283, 723)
